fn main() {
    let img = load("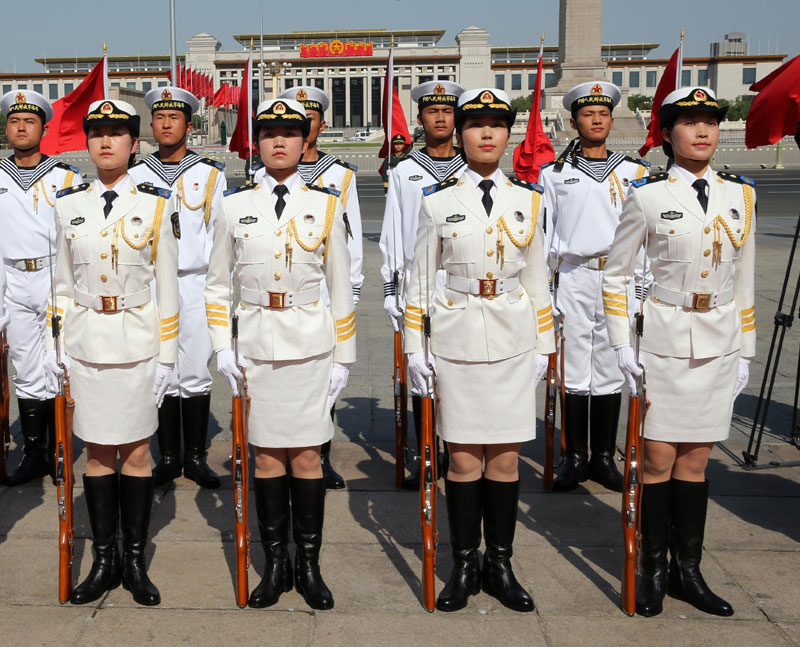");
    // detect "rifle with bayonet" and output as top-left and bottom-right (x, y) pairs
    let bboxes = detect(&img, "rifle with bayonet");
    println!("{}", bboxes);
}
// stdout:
(231, 314), (251, 608)
(393, 268), (409, 488)
(543, 267), (567, 489)
(50, 241), (75, 604)
(0, 328), (9, 482)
